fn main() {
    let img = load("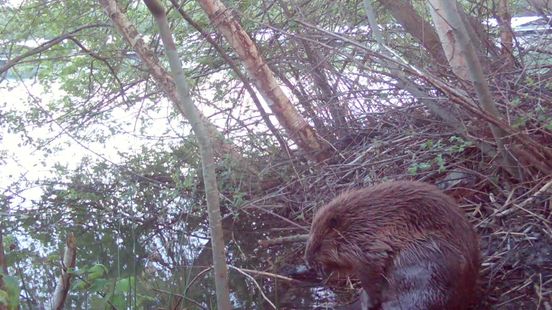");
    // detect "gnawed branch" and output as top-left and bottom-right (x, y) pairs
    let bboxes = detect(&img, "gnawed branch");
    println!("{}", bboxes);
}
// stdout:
(49, 233), (77, 310)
